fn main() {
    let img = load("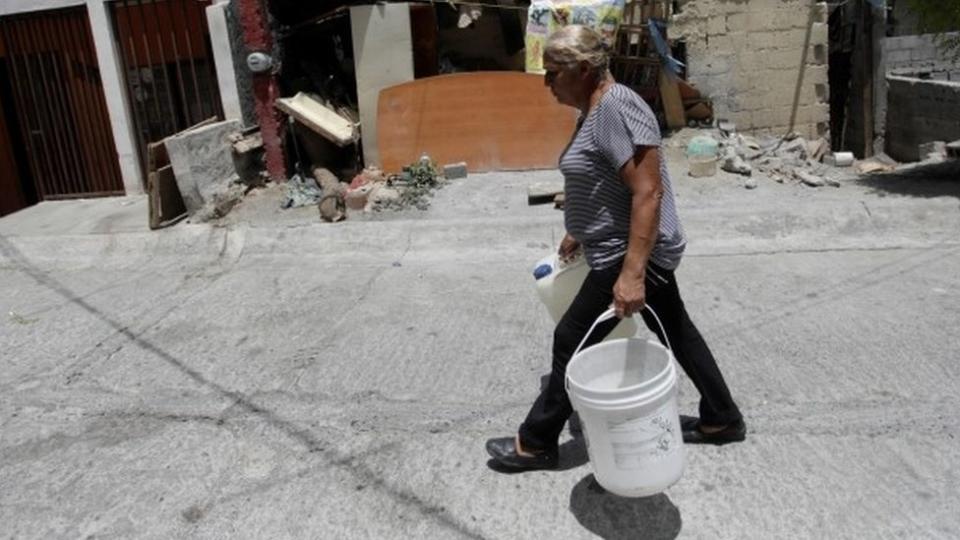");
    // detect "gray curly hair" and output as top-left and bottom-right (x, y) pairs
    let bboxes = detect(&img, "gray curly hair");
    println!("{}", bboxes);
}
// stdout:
(544, 25), (610, 79)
